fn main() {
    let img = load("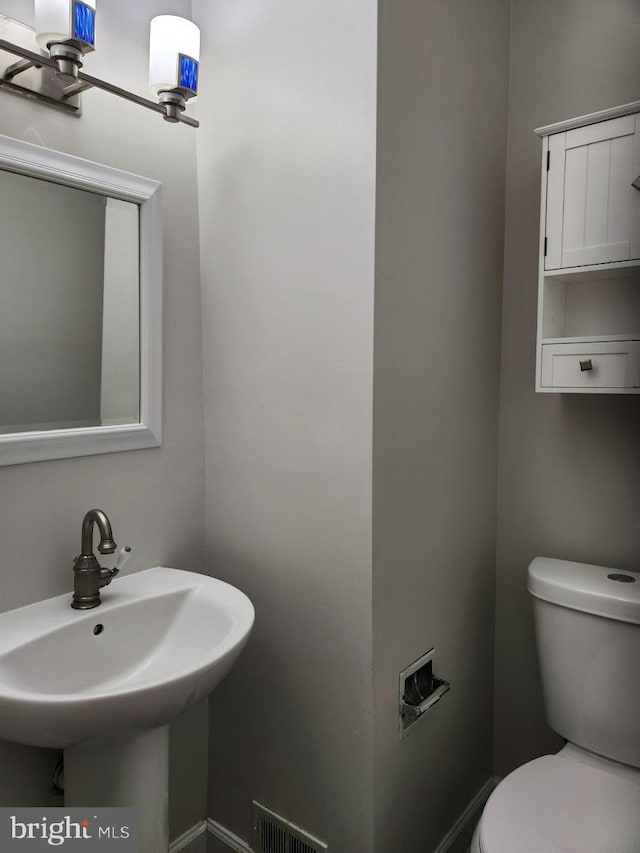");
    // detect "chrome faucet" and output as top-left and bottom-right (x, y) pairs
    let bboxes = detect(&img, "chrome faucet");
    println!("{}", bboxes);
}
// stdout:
(71, 509), (130, 610)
